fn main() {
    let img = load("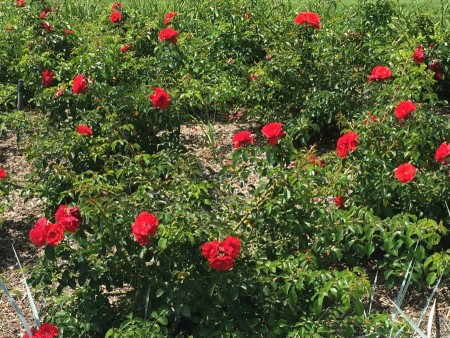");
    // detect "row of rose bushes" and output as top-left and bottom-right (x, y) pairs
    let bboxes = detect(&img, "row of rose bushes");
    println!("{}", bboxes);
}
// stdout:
(0, 0), (449, 336)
